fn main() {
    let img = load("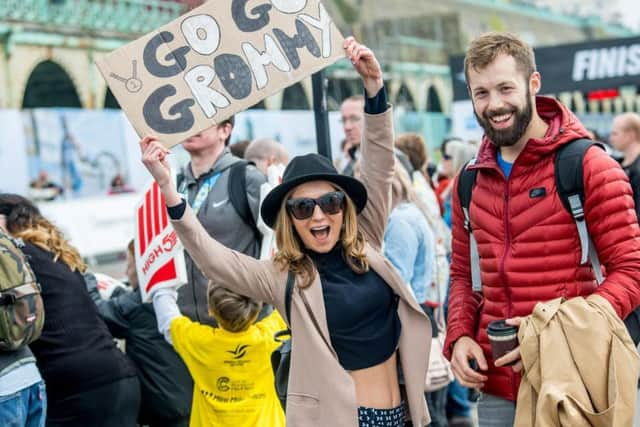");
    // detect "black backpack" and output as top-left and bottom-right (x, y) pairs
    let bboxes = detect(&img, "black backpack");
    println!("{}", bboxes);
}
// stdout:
(227, 161), (262, 246)
(271, 271), (295, 411)
(177, 161), (262, 246)
(458, 138), (640, 345)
